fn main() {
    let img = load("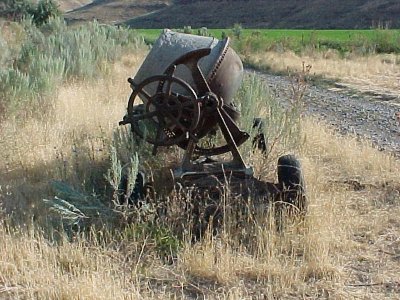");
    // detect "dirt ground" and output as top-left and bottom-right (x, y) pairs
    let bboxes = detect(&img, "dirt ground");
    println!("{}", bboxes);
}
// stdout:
(252, 69), (400, 157)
